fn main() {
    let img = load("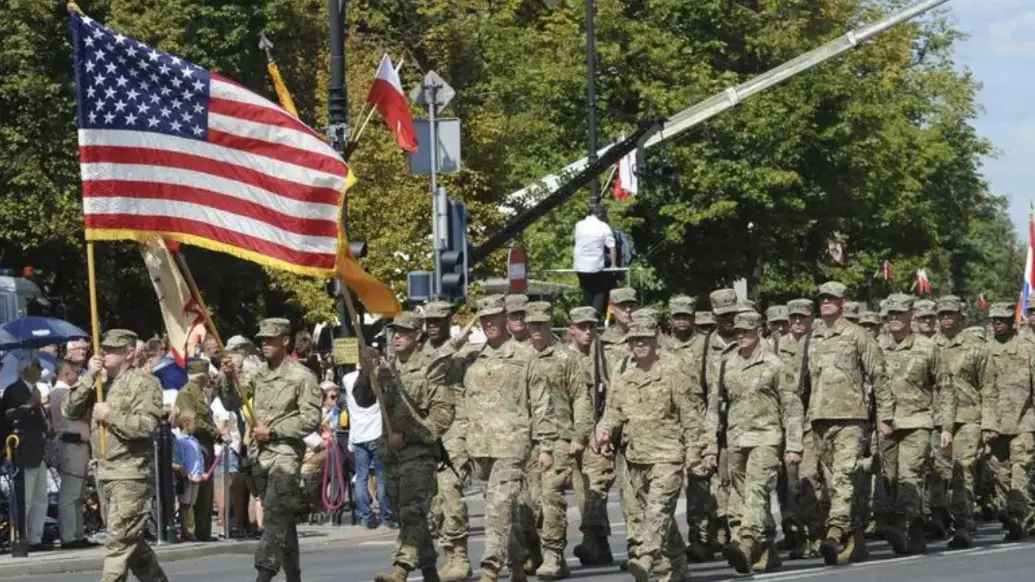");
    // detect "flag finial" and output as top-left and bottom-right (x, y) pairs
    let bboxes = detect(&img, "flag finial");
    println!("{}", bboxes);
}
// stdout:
(67, 2), (84, 16)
